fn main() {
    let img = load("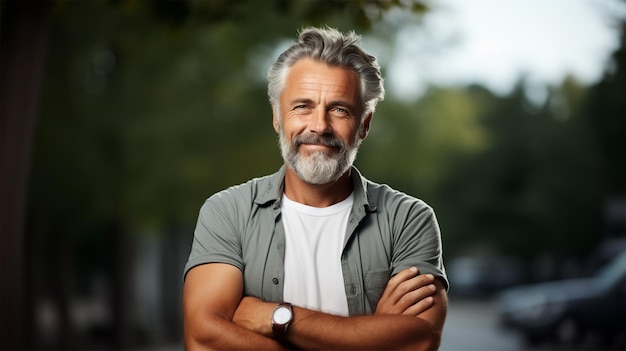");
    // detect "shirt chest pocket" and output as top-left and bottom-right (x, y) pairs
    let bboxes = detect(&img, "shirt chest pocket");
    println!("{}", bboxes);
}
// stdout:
(363, 267), (392, 312)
